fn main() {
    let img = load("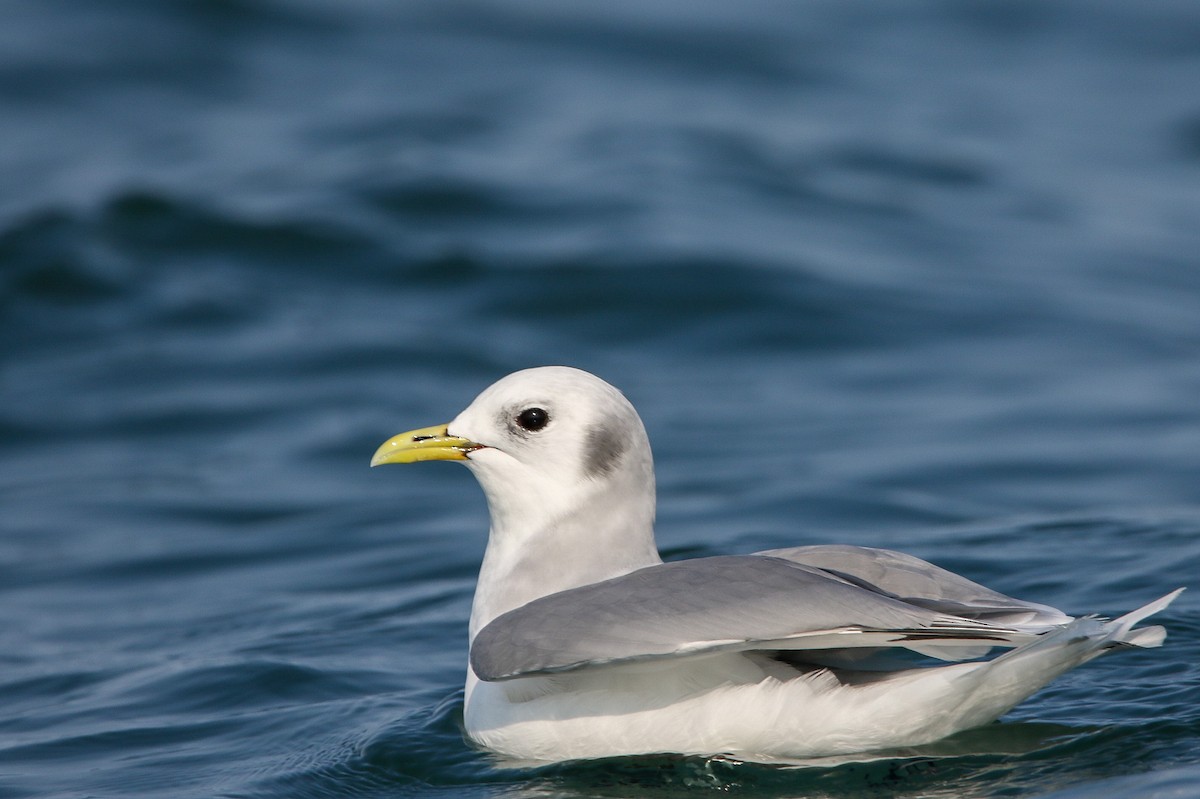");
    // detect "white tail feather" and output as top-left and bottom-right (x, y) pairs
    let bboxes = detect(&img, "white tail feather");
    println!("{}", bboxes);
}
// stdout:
(1106, 587), (1184, 648)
